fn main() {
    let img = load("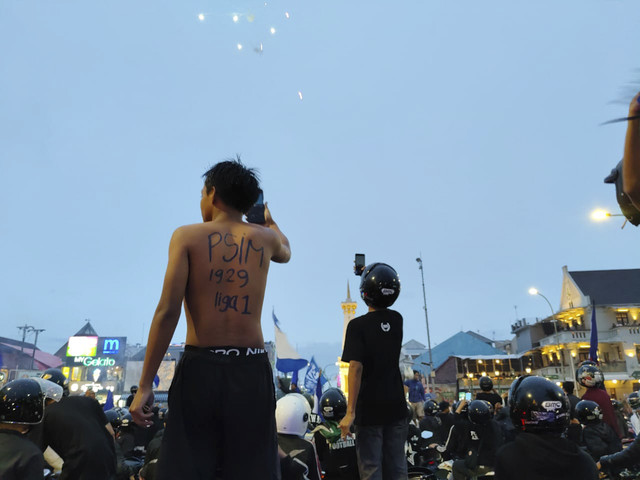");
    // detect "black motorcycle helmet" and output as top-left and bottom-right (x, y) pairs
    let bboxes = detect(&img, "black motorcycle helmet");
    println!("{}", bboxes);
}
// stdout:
(40, 368), (69, 396)
(320, 388), (347, 422)
(628, 392), (640, 410)
(359, 263), (400, 308)
(0, 378), (46, 424)
(479, 376), (493, 392)
(576, 362), (604, 388)
(575, 400), (603, 426)
(509, 375), (569, 433)
(468, 400), (493, 425)
(104, 408), (123, 429)
(423, 399), (439, 417)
